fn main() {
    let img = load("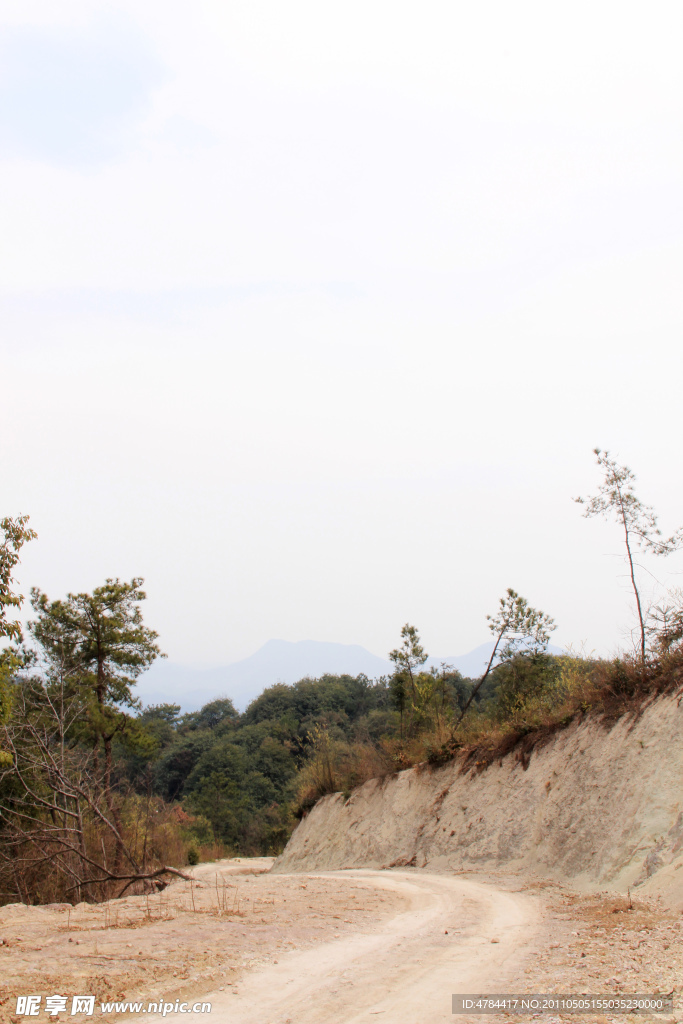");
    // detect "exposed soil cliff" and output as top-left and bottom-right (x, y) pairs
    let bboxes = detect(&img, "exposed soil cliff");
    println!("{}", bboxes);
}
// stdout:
(275, 694), (683, 905)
